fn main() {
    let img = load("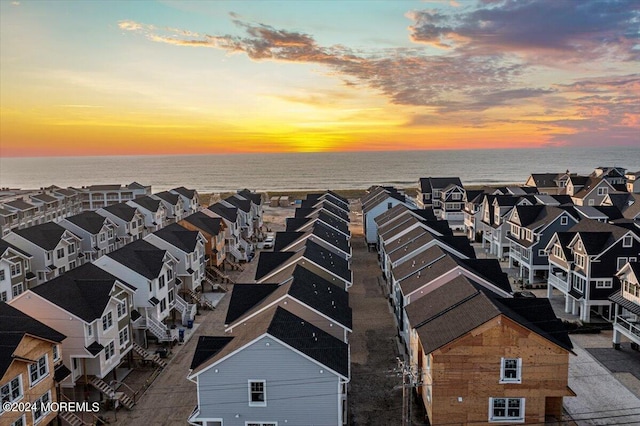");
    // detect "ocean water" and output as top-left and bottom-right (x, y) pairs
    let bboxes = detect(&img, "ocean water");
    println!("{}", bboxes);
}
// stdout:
(1, 147), (639, 193)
